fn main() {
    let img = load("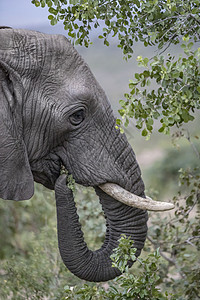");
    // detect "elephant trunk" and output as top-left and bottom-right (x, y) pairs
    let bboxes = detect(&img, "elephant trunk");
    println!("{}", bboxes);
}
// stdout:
(55, 175), (148, 282)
